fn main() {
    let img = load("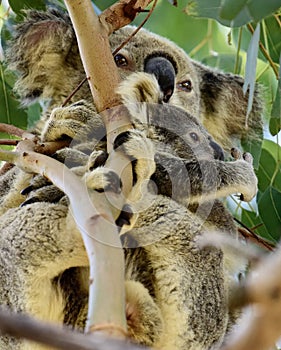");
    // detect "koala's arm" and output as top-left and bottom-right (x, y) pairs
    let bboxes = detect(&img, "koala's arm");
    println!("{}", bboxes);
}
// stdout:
(153, 148), (257, 205)
(193, 61), (264, 150)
